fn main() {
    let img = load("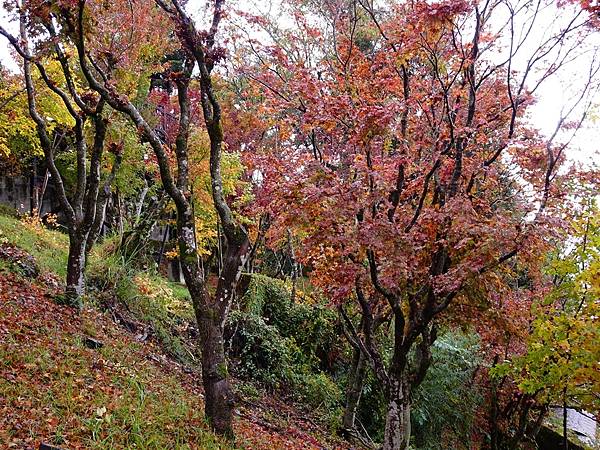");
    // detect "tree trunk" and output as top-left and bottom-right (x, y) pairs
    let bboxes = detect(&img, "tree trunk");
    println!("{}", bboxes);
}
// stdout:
(197, 311), (235, 438)
(29, 160), (38, 215)
(85, 201), (107, 256)
(342, 346), (367, 431)
(37, 169), (49, 217)
(563, 390), (568, 450)
(65, 233), (86, 307)
(177, 205), (243, 439)
(383, 377), (411, 450)
(197, 233), (250, 437)
(134, 178), (149, 224)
